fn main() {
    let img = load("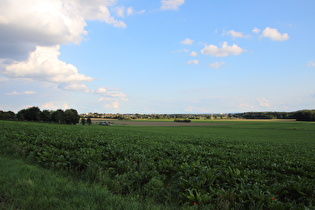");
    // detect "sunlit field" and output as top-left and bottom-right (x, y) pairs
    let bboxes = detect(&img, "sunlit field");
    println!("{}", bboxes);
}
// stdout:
(0, 120), (314, 209)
